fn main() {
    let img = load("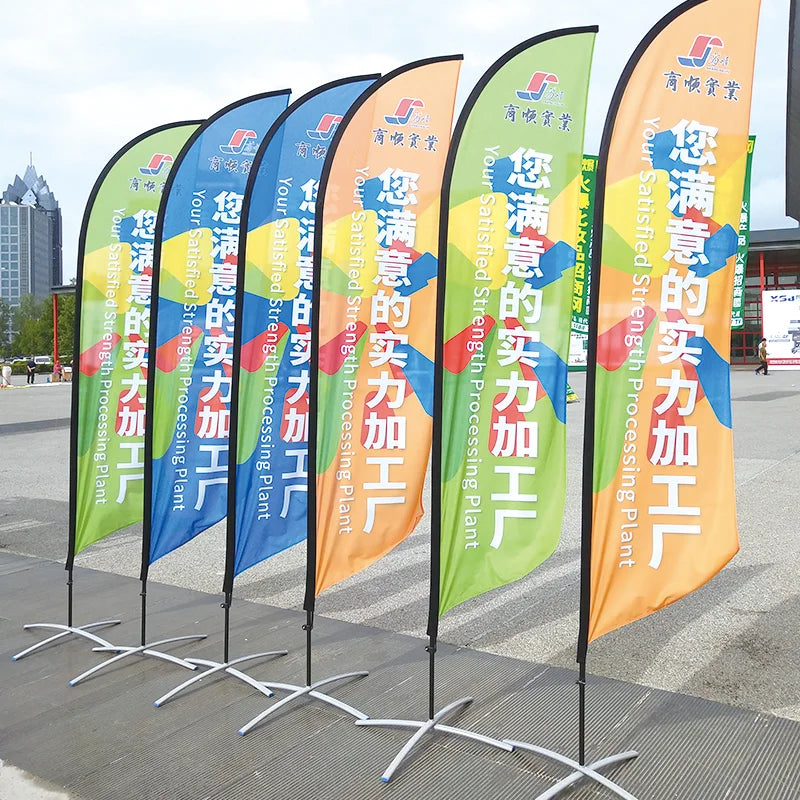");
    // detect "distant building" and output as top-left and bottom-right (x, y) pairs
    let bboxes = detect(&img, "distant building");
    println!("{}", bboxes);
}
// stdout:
(735, 227), (800, 362)
(1, 164), (63, 308)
